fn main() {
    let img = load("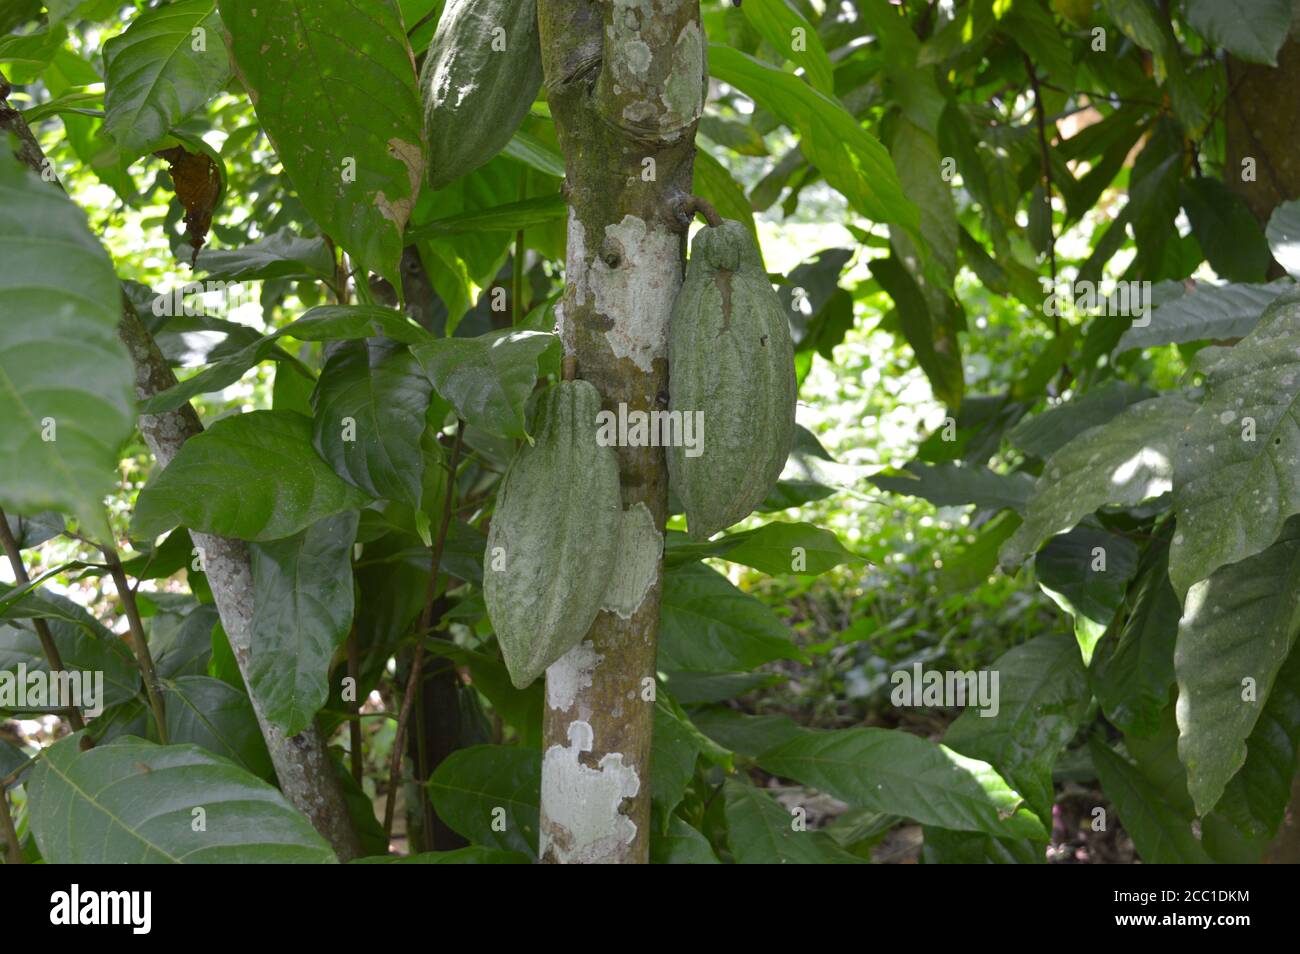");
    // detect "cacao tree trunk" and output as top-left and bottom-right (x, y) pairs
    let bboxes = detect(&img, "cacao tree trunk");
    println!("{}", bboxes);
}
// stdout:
(534, 0), (705, 863)
(1, 75), (361, 861)
(1225, 11), (1300, 862)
